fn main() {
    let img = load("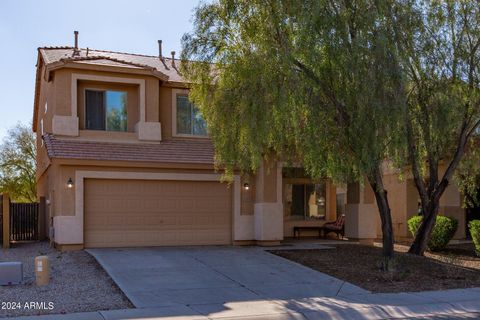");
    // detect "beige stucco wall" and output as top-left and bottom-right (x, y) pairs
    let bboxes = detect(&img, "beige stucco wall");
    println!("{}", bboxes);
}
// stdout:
(34, 59), (209, 146)
(35, 62), (55, 178)
(345, 181), (377, 240)
(370, 164), (466, 240)
(241, 176), (255, 215)
(159, 86), (173, 140)
(36, 166), (54, 234)
(255, 161), (278, 203)
(406, 179), (419, 222)
(253, 160), (283, 242)
(36, 66), (165, 141)
(438, 167), (466, 239)
(53, 68), (160, 119)
(382, 173), (408, 238)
